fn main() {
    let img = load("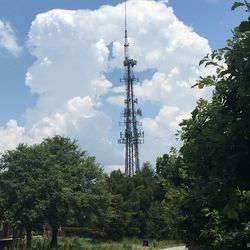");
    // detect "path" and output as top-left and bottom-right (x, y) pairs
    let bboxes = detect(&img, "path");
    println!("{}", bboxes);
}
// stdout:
(161, 246), (186, 250)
